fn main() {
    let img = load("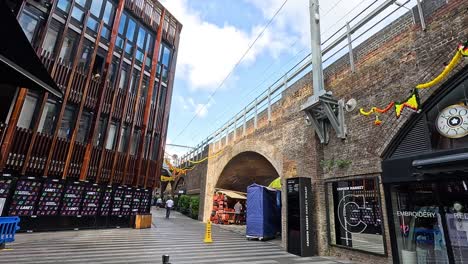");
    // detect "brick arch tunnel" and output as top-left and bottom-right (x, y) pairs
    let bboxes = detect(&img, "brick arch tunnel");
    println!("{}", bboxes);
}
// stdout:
(215, 151), (280, 192)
